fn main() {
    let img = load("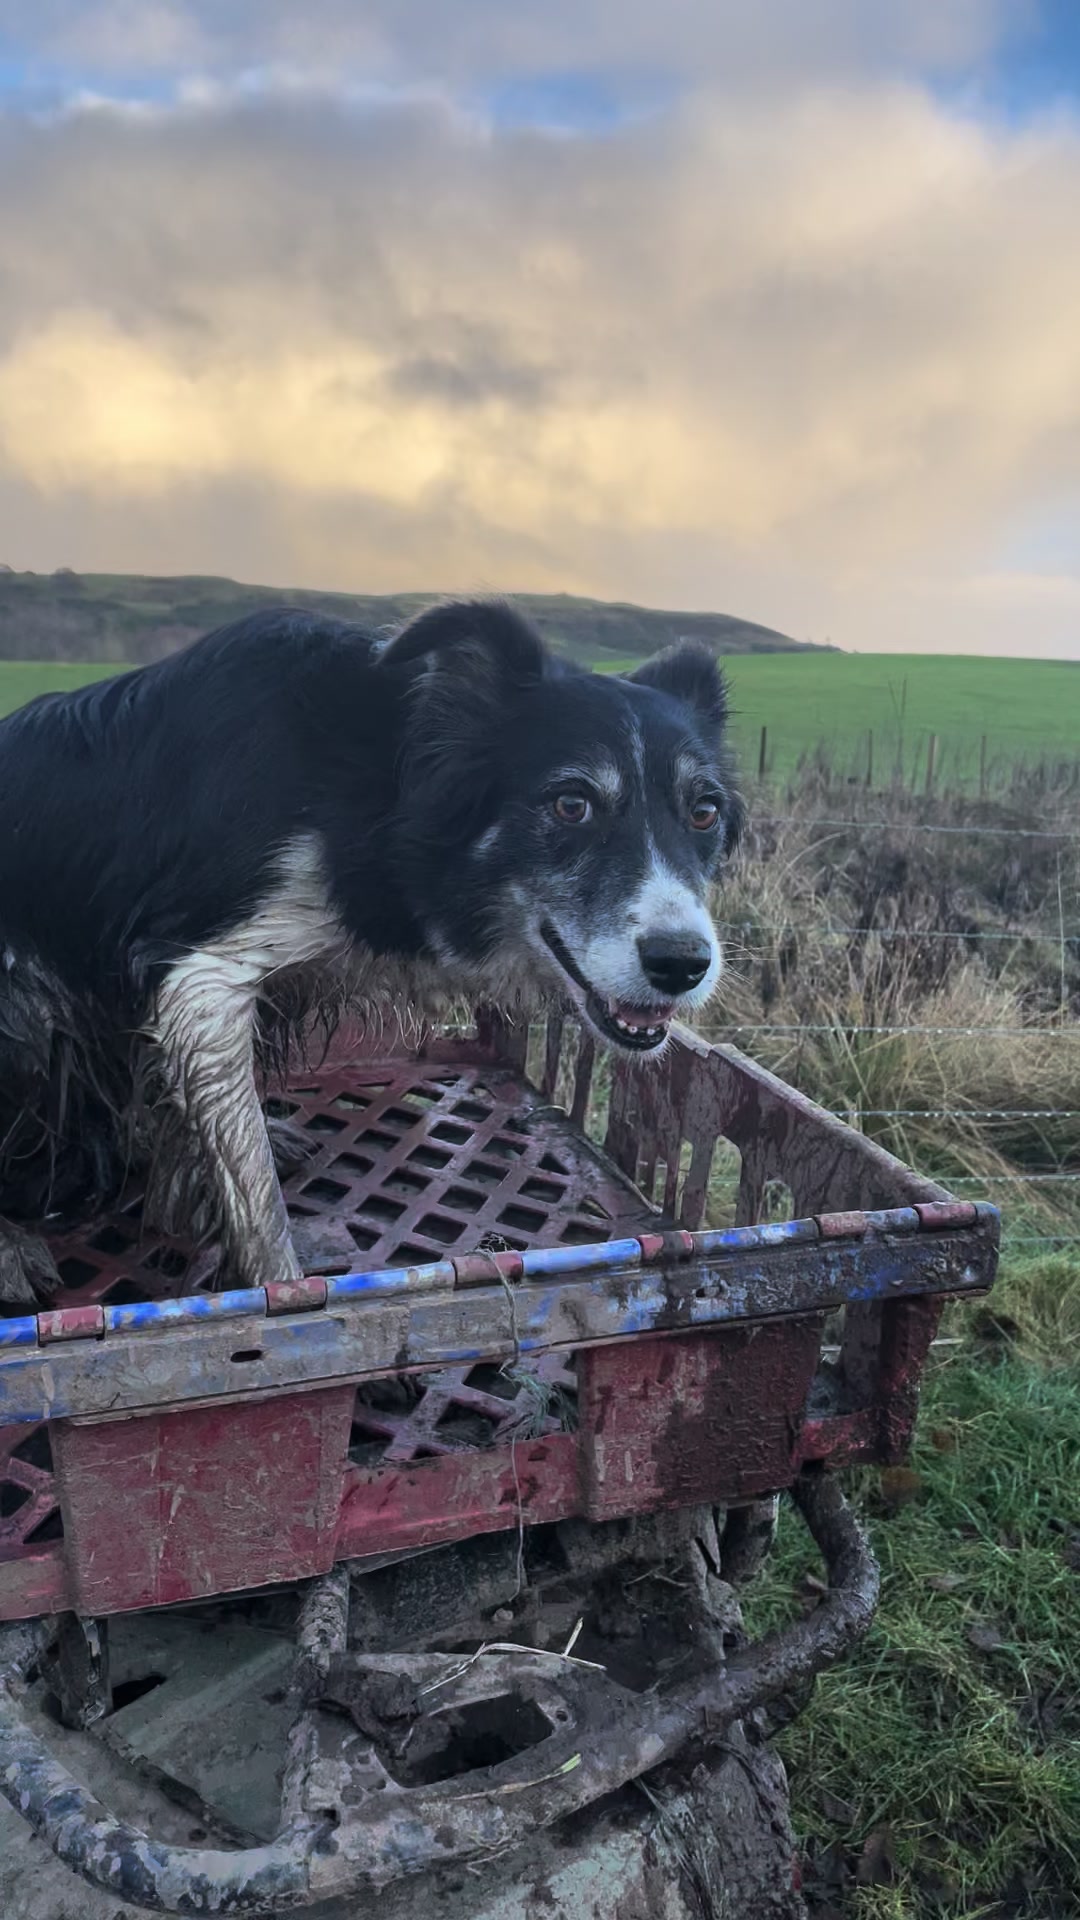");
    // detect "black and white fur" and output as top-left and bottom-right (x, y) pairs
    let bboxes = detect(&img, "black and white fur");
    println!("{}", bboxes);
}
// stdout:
(0, 599), (743, 1309)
